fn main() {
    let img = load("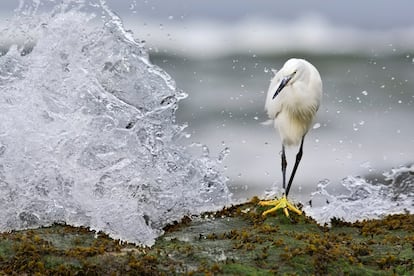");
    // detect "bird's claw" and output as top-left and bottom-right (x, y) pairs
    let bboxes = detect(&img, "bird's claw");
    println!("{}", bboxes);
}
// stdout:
(259, 195), (302, 217)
